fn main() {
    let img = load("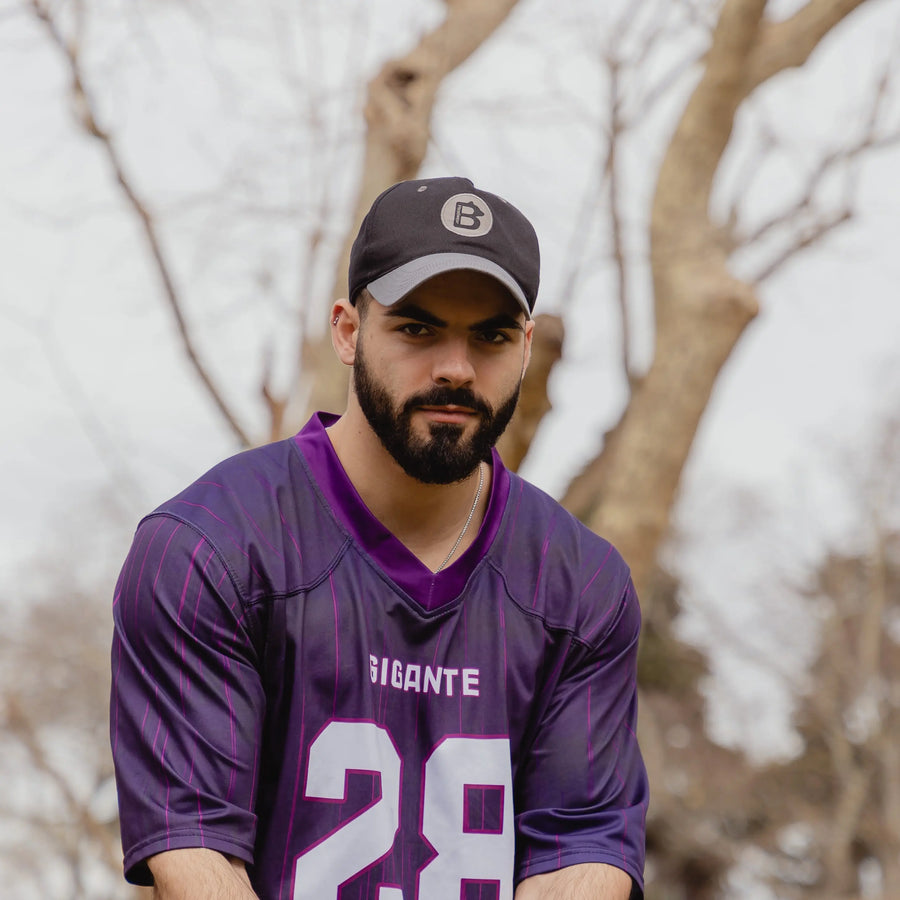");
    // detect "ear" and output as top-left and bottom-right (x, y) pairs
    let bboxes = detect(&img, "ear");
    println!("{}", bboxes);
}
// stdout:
(330, 299), (359, 367)
(521, 318), (535, 375)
